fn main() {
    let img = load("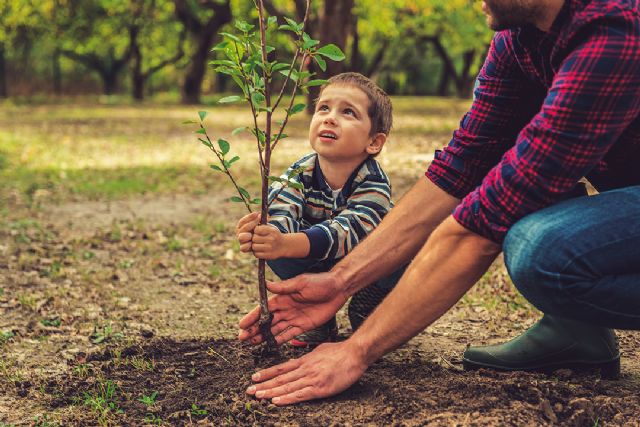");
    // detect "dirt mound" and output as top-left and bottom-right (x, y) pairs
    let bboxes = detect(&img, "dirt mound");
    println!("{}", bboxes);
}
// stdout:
(40, 338), (640, 426)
